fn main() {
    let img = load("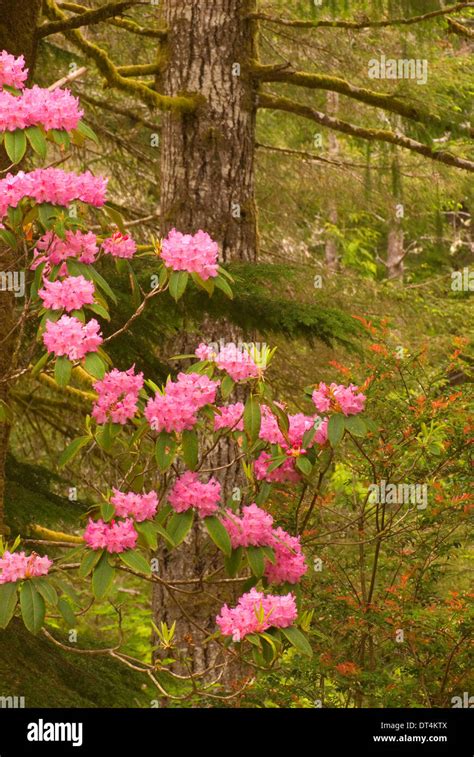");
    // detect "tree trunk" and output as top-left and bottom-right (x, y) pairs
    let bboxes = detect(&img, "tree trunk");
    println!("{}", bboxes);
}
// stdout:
(151, 1), (258, 684)
(0, 0), (43, 535)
